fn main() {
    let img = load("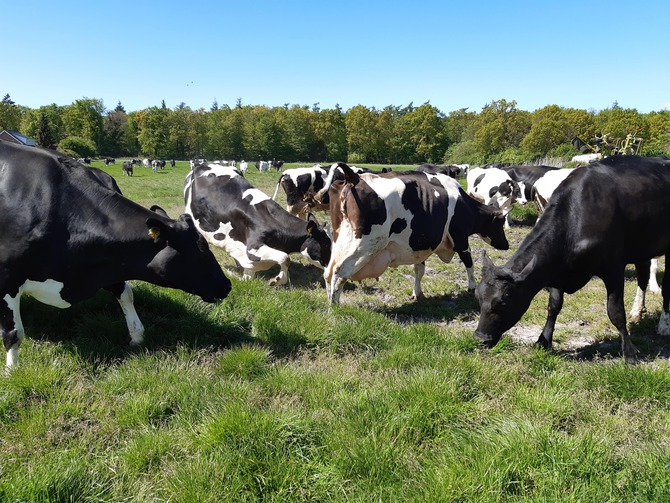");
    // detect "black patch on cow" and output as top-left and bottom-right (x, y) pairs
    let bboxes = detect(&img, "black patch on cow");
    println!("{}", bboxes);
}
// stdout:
(498, 182), (512, 197)
(489, 186), (498, 198)
(213, 233), (226, 241)
(390, 217), (407, 236)
(474, 173), (485, 188)
(400, 177), (449, 251)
